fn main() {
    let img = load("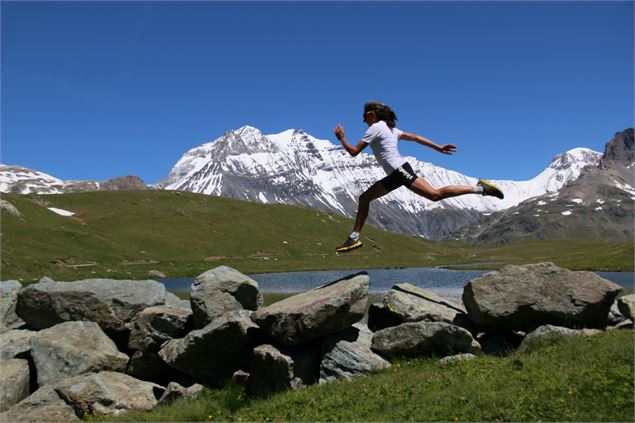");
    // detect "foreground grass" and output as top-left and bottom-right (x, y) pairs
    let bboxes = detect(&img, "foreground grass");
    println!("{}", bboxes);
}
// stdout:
(2, 191), (633, 282)
(97, 330), (634, 422)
